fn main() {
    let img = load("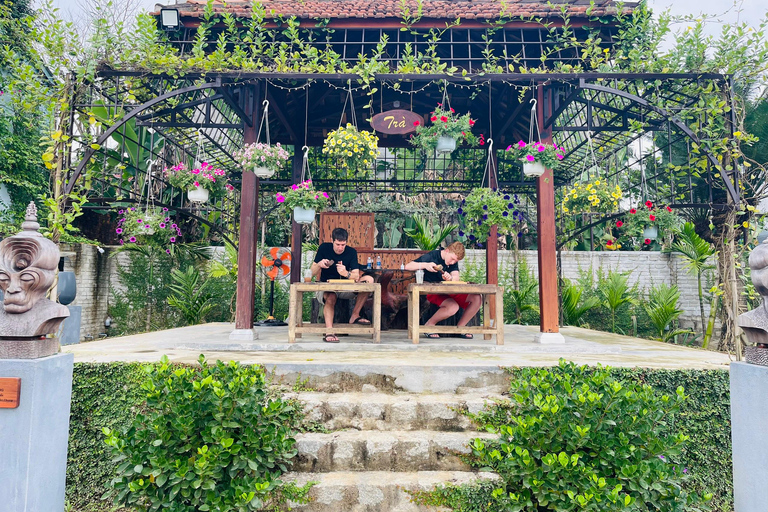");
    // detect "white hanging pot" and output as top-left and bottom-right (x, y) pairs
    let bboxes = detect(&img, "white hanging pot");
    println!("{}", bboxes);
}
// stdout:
(253, 166), (275, 179)
(436, 136), (456, 154)
(643, 225), (659, 240)
(188, 187), (210, 203)
(294, 206), (316, 225)
(523, 161), (546, 177)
